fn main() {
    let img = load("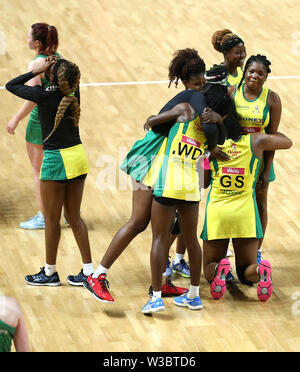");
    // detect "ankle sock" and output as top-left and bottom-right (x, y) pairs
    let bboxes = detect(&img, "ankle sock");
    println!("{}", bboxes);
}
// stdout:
(174, 253), (184, 264)
(45, 263), (56, 276)
(83, 263), (94, 276)
(188, 284), (199, 299)
(92, 264), (109, 278)
(152, 291), (162, 300)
